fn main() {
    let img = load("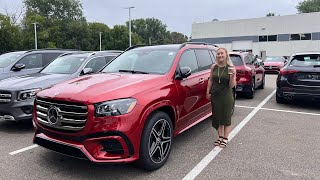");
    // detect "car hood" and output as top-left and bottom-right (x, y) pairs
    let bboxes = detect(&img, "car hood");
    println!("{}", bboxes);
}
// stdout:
(37, 73), (168, 104)
(0, 73), (72, 91)
(264, 62), (284, 66)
